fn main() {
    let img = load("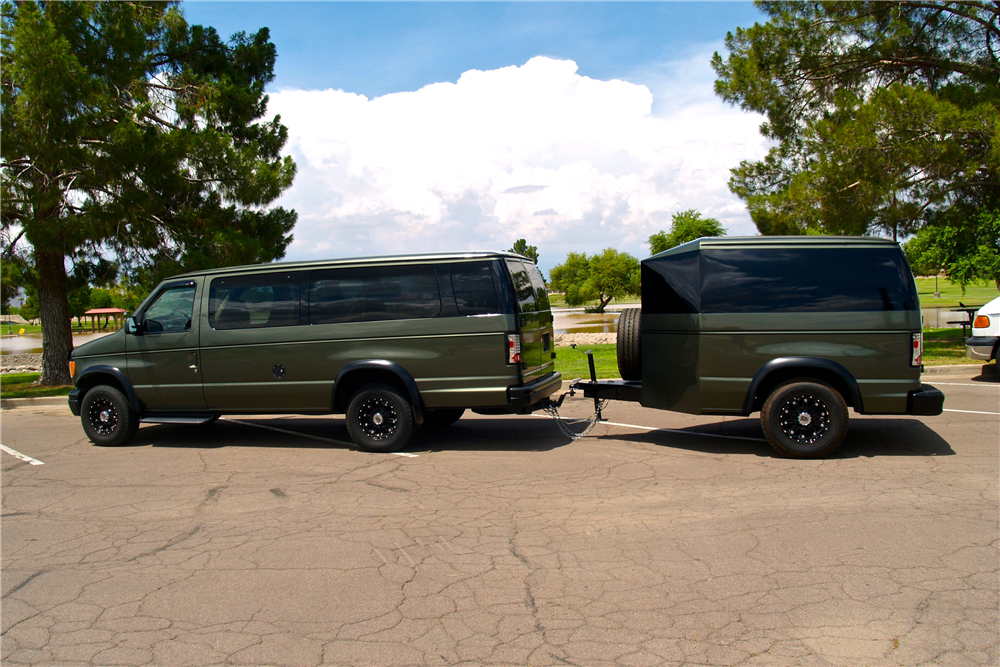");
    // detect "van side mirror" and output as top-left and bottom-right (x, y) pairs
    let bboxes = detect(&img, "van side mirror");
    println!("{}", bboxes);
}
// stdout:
(126, 316), (145, 336)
